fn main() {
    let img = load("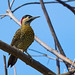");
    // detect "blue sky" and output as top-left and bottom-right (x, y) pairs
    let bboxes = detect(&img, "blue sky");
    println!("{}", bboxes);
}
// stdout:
(0, 0), (75, 75)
